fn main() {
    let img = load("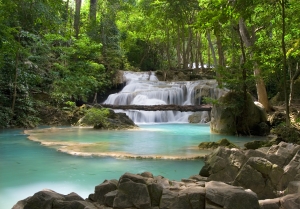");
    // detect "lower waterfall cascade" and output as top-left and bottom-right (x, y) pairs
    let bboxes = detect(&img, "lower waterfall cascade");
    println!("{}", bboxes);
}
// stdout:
(103, 71), (227, 123)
